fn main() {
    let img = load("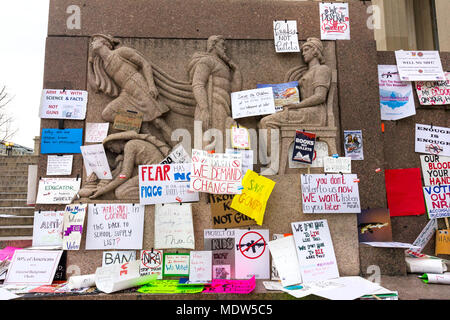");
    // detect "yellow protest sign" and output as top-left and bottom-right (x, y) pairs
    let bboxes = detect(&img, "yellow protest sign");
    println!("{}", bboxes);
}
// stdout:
(230, 170), (276, 226)
(435, 229), (450, 255)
